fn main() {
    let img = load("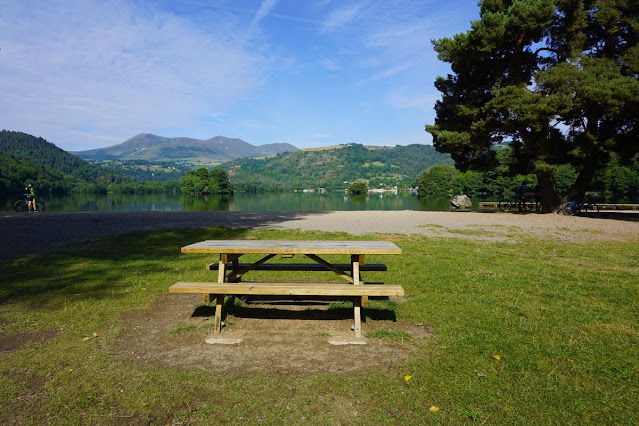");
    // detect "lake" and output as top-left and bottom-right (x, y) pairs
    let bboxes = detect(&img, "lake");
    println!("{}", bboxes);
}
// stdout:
(2, 191), (465, 212)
